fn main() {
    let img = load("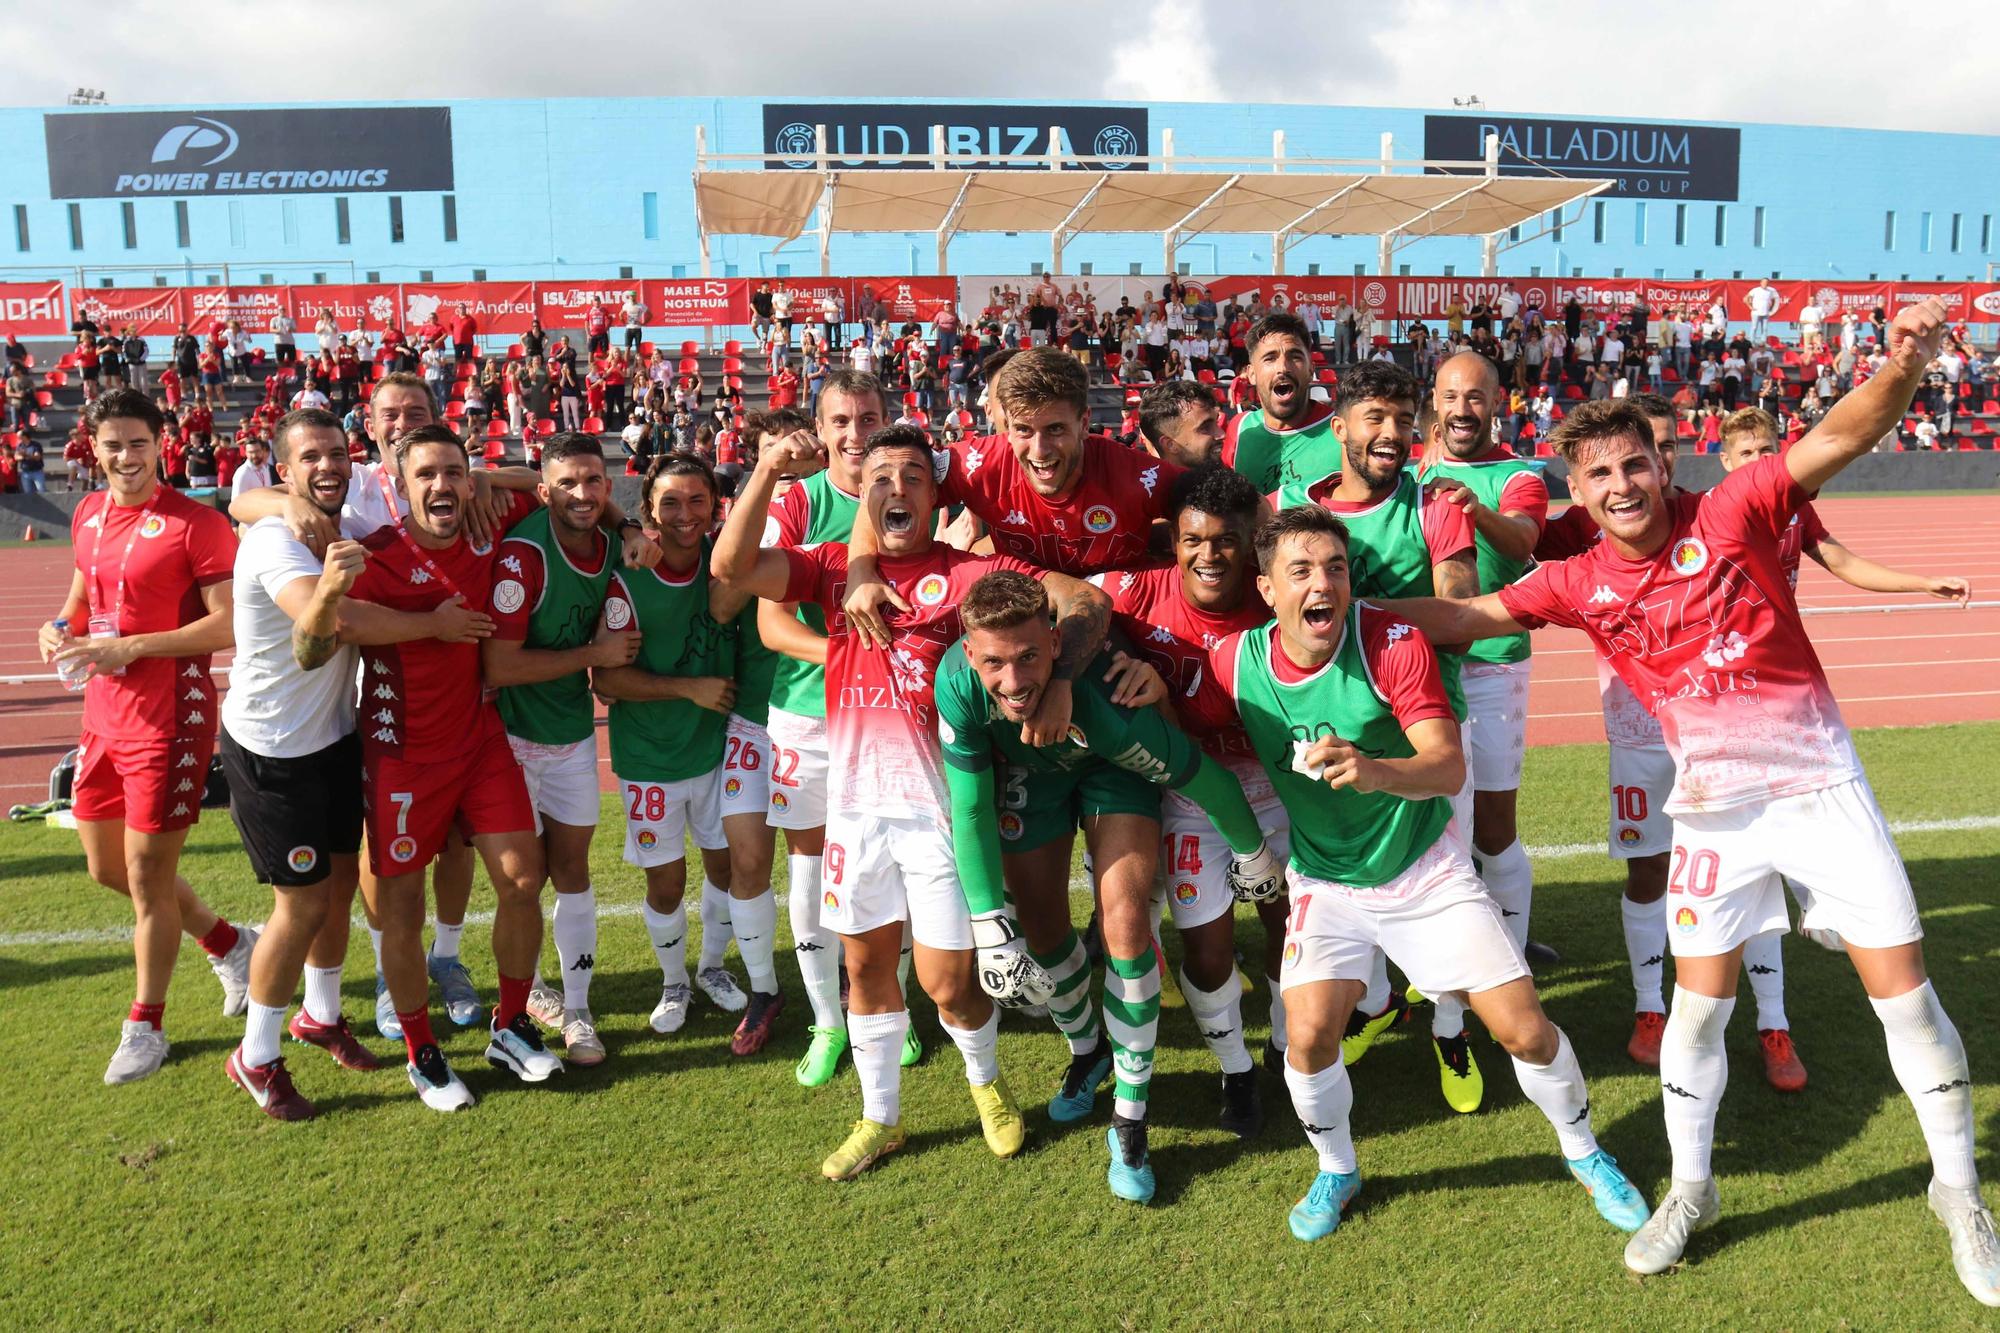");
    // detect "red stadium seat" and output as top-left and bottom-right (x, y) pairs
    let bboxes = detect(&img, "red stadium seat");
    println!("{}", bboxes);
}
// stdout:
(55, 352), (77, 370)
(677, 358), (699, 374)
(481, 433), (506, 462)
(42, 369), (66, 388)
(1983, 399), (1999, 414)
(444, 400), (466, 420)
(1196, 369), (1216, 385)
(1677, 421), (1696, 438)
(723, 357), (744, 375)
(507, 342), (524, 361)
(34, 389), (51, 407)
(1103, 353), (1122, 373)
(679, 340), (699, 359)
(1563, 385), (1585, 400)
(583, 416), (605, 434)
(1315, 369), (1336, 385)
(485, 419), (508, 438)
(903, 392), (919, 407)
(725, 375), (743, 391)
(723, 340), (743, 357)
(641, 340), (657, 358)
